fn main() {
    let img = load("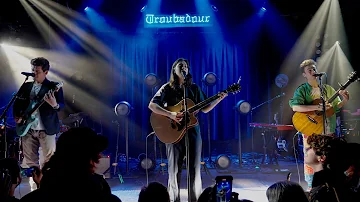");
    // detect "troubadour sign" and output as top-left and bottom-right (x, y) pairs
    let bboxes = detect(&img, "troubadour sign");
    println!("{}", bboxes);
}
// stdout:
(144, 13), (212, 28)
